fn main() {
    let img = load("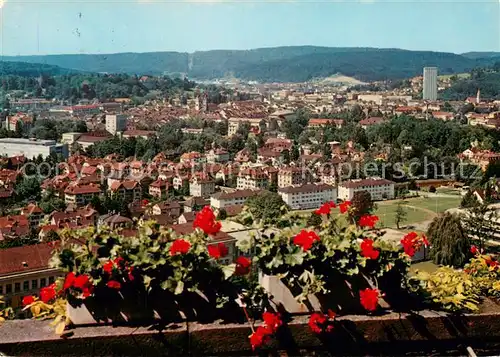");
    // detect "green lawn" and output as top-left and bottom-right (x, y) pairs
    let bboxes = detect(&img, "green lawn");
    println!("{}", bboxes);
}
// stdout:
(375, 203), (430, 228)
(408, 196), (461, 213)
(374, 196), (461, 228)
